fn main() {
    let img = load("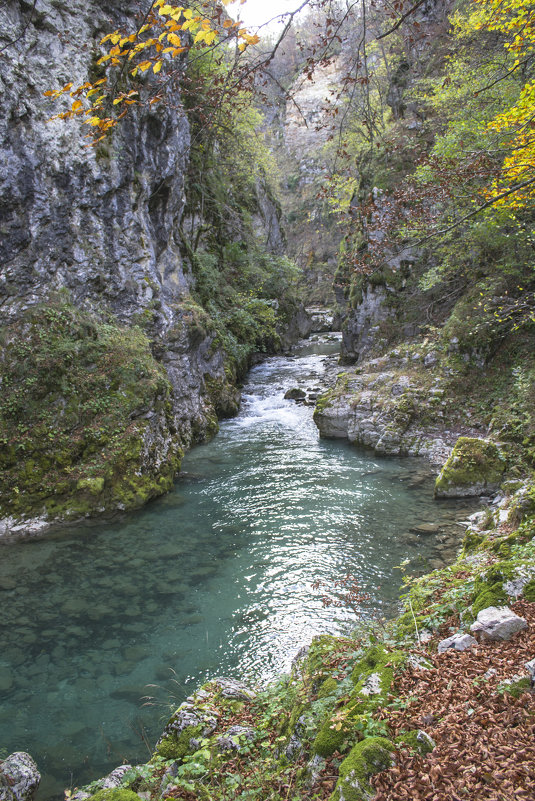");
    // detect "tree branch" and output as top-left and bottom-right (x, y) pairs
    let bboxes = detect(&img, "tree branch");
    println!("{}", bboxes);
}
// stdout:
(376, 0), (427, 40)
(414, 176), (535, 245)
(0, 0), (37, 55)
